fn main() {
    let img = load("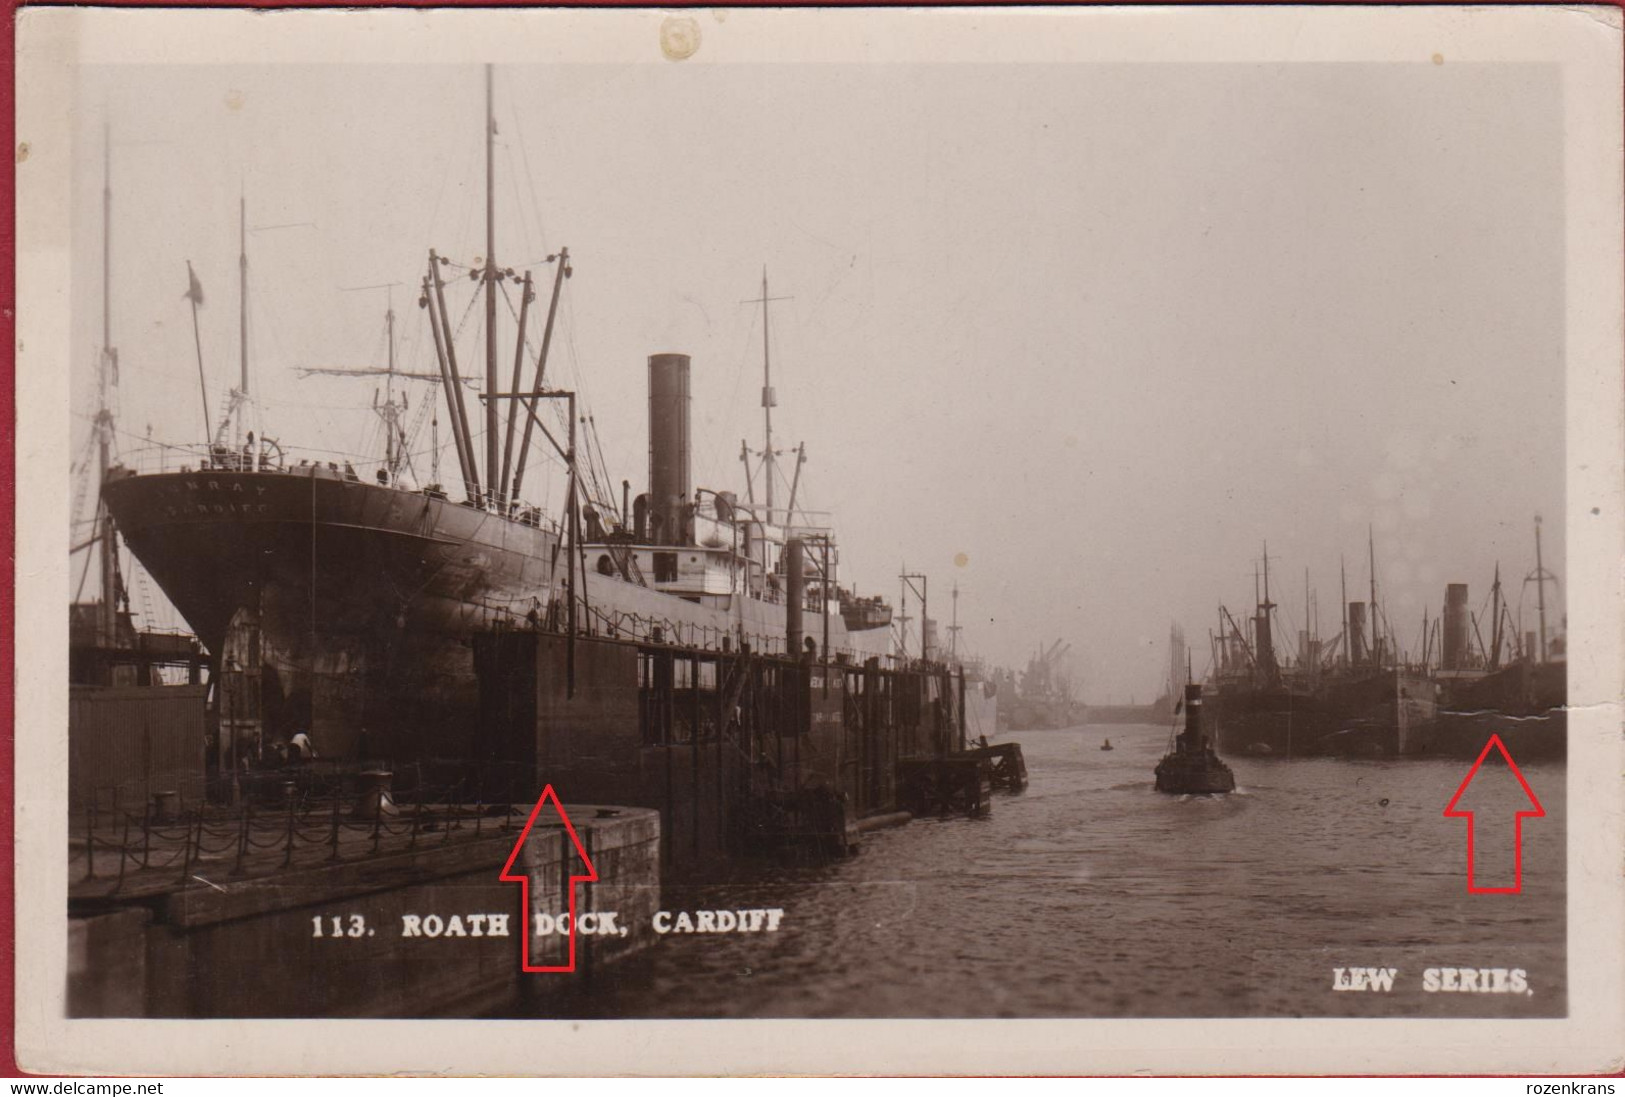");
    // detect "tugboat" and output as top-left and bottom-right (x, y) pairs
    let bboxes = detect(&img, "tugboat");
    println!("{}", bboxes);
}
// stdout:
(1155, 683), (1236, 795)
(1100, 739), (1114, 751)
